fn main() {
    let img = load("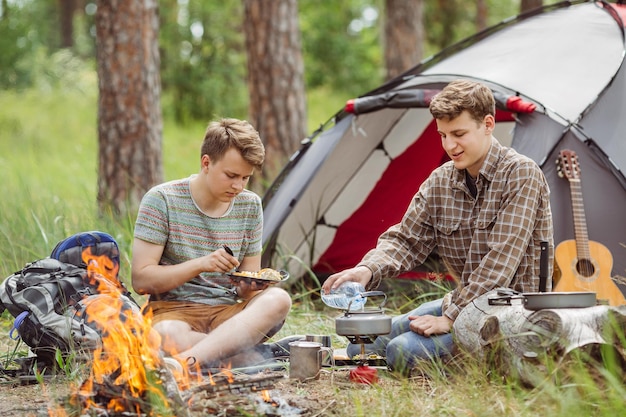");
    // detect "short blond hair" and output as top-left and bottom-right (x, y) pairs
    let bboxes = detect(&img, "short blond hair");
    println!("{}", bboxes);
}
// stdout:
(200, 118), (265, 170)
